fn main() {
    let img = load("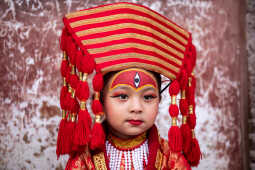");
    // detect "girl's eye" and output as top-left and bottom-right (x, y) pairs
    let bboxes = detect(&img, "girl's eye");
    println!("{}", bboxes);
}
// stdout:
(144, 95), (157, 101)
(112, 94), (128, 100)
